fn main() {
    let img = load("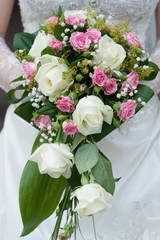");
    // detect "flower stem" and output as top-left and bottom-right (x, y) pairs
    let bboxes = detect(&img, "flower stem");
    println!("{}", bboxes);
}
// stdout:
(56, 123), (62, 143)
(74, 199), (77, 240)
(92, 215), (97, 240)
